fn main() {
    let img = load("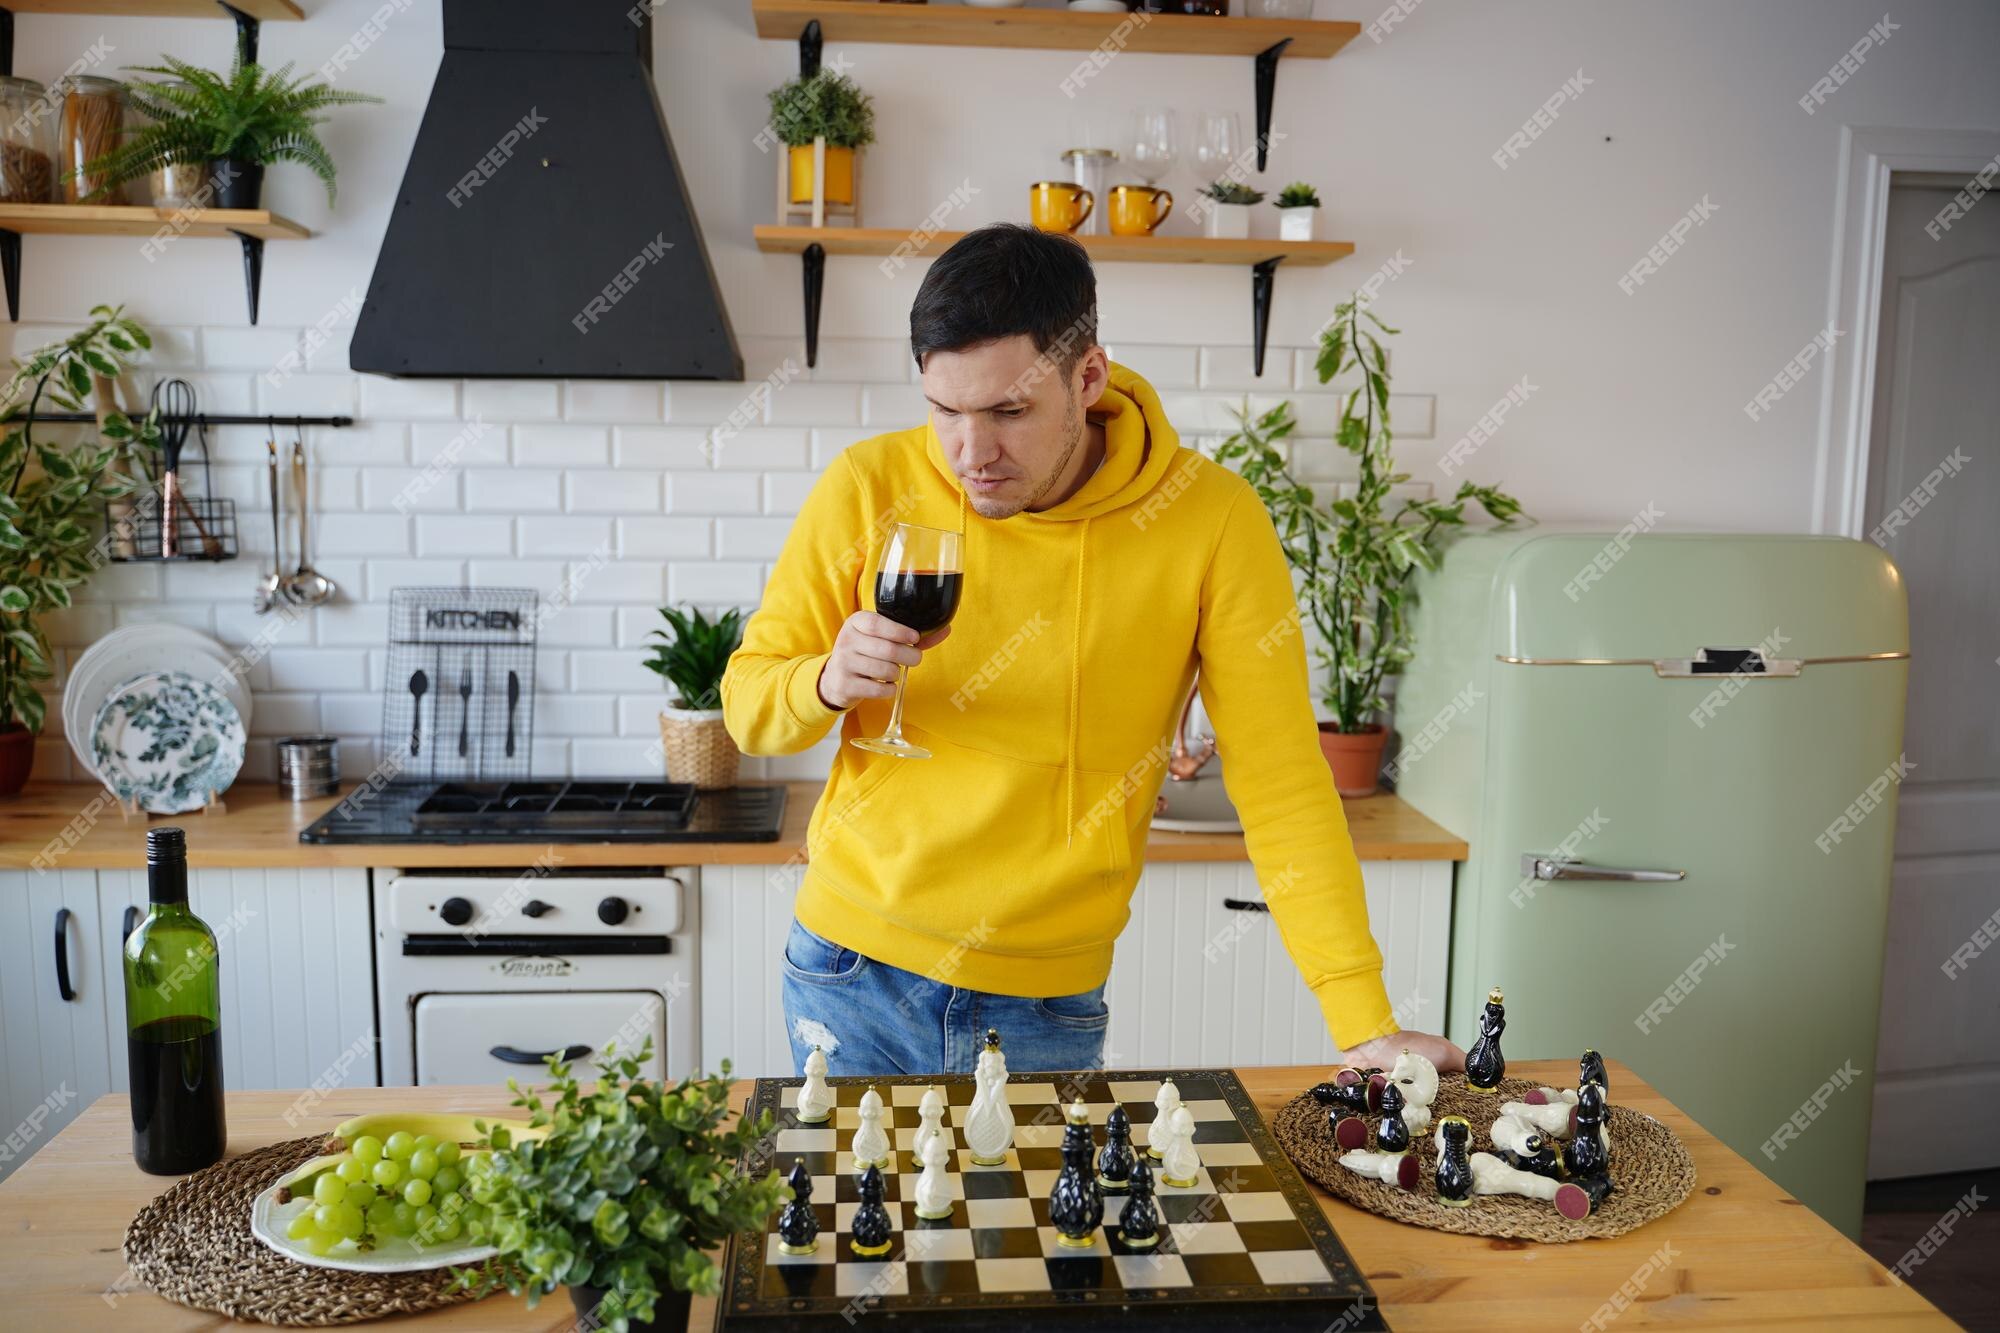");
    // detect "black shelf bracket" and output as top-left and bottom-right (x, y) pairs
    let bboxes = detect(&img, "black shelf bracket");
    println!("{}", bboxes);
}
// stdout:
(218, 1), (259, 66)
(1253, 38), (1292, 172)
(799, 18), (821, 78)
(801, 242), (826, 369)
(1, 8), (14, 81)
(0, 230), (18, 323)
(231, 231), (265, 324)
(1250, 256), (1283, 378)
